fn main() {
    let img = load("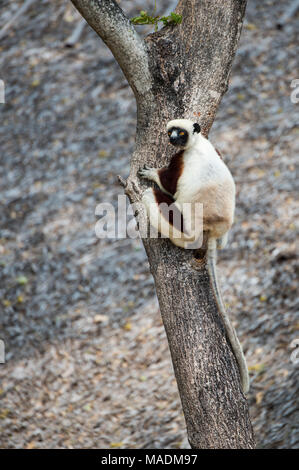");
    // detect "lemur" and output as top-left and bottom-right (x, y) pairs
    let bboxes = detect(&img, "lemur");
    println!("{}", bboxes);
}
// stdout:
(138, 119), (249, 394)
